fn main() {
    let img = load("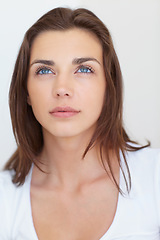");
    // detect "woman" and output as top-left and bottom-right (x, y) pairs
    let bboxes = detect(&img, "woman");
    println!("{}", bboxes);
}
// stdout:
(0, 7), (160, 240)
